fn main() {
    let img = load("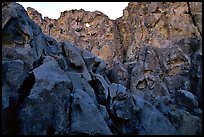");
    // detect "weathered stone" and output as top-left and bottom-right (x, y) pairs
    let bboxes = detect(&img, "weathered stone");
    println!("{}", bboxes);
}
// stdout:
(81, 49), (97, 68)
(169, 109), (202, 135)
(19, 88), (71, 135)
(191, 108), (202, 117)
(132, 95), (178, 135)
(27, 8), (124, 67)
(27, 7), (44, 25)
(153, 96), (173, 115)
(81, 78), (98, 105)
(189, 2), (202, 35)
(43, 34), (62, 56)
(98, 104), (110, 123)
(116, 2), (201, 61)
(110, 92), (134, 120)
(71, 89), (112, 135)
(17, 56), (72, 135)
(2, 2), (202, 135)
(53, 54), (69, 71)
(2, 2), (48, 71)
(2, 59), (27, 109)
(28, 56), (71, 99)
(175, 90), (198, 109)
(109, 61), (129, 87)
(67, 72), (83, 90)
(62, 41), (86, 67)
